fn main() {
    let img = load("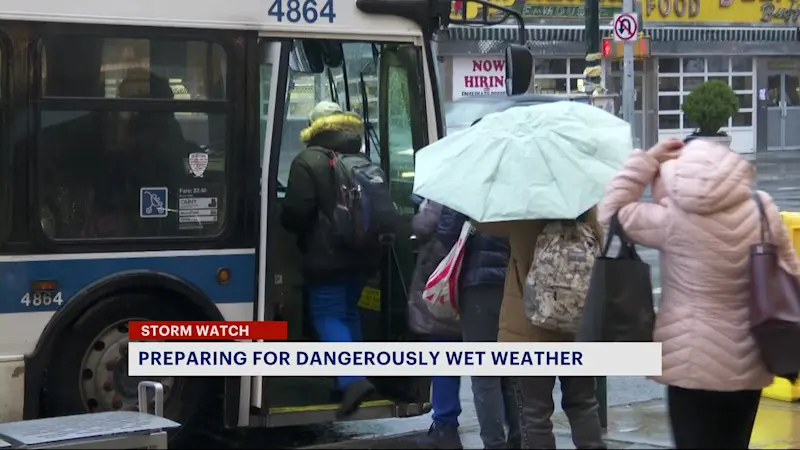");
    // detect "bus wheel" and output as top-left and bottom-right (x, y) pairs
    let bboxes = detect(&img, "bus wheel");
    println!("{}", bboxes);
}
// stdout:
(42, 293), (217, 444)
